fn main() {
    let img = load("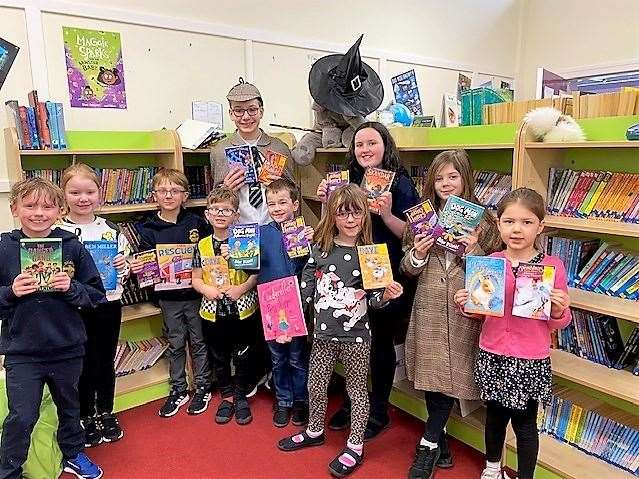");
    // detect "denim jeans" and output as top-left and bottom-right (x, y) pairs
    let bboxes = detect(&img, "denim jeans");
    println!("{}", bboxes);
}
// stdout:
(267, 336), (309, 407)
